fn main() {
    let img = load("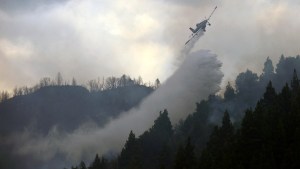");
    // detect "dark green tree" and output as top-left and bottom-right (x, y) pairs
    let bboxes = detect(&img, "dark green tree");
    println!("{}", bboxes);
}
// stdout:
(158, 145), (171, 169)
(174, 145), (185, 169)
(174, 137), (196, 169)
(79, 161), (87, 169)
(291, 69), (299, 92)
(235, 70), (259, 94)
(139, 109), (173, 169)
(90, 154), (101, 169)
(199, 111), (234, 169)
(119, 130), (141, 169)
(224, 82), (235, 101)
(150, 109), (173, 137)
(235, 69), (260, 107)
(260, 56), (275, 84)
(263, 81), (277, 105)
(263, 57), (275, 77)
(184, 137), (196, 169)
